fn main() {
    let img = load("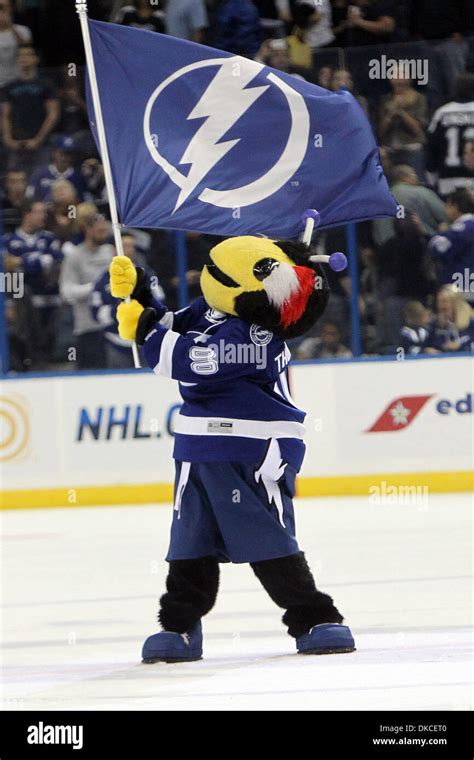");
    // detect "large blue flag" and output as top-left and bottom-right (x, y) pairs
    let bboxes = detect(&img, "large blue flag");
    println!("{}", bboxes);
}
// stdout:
(86, 20), (397, 238)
